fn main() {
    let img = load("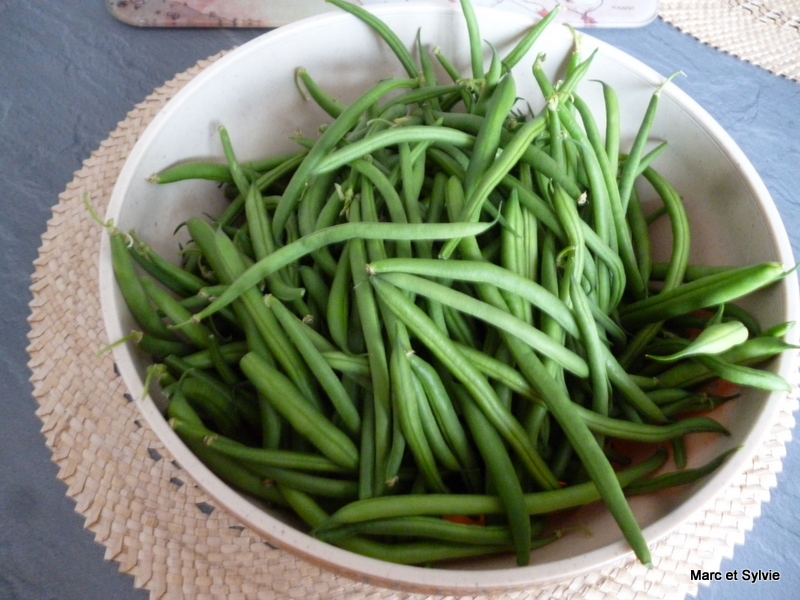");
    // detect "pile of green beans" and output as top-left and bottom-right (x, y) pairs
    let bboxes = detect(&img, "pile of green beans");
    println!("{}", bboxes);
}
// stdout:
(105, 0), (796, 568)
